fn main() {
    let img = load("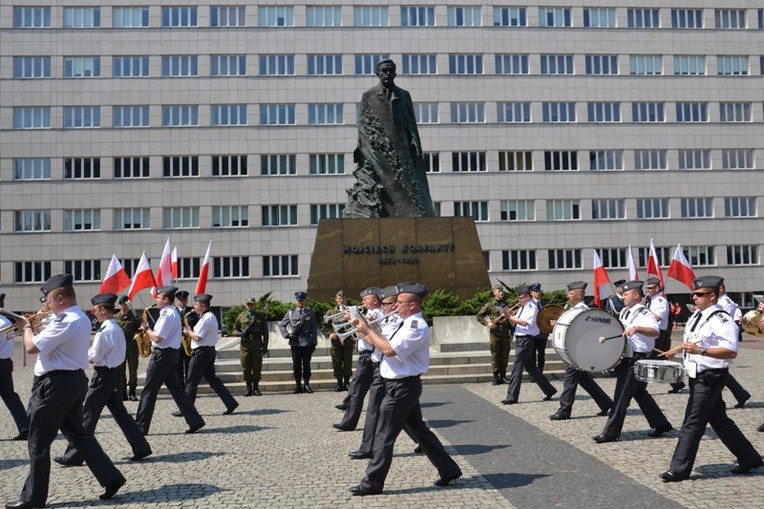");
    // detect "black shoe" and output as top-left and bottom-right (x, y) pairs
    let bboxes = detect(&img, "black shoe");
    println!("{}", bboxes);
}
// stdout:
(12, 430), (28, 441)
(303, 384), (314, 394)
(333, 423), (352, 431)
(498, 374), (508, 384)
(293, 385), (303, 394)
(5, 500), (43, 508)
(130, 450), (152, 462)
(414, 445), (423, 454)
(253, 387), (262, 396)
(492, 374), (500, 385)
(53, 456), (80, 467)
(758, 423), (764, 432)
(543, 392), (556, 401)
(349, 485), (382, 496)
(659, 470), (688, 483)
(434, 471), (462, 487)
(99, 477), (126, 500)
(129, 394), (138, 401)
(667, 382), (686, 394)
(730, 459), (763, 474)
(348, 451), (372, 460)
(171, 410), (183, 417)
(501, 398), (516, 405)
(335, 403), (348, 411)
(244, 383), (253, 397)
(185, 421), (205, 434)
(734, 396), (751, 409)
(335, 383), (344, 392)
(592, 433), (618, 444)
(596, 407), (611, 417)
(647, 423), (673, 438)
(223, 402), (239, 415)
(549, 410), (570, 421)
